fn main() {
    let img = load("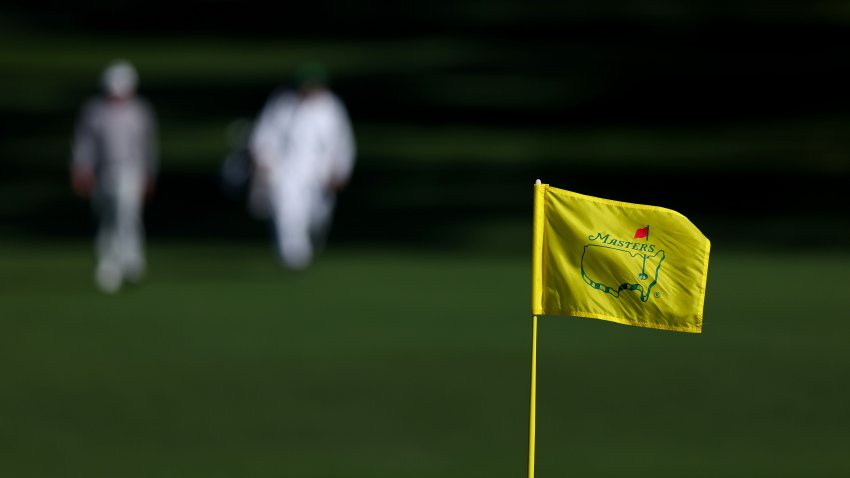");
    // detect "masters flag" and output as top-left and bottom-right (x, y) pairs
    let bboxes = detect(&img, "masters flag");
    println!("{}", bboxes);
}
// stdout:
(531, 183), (710, 333)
